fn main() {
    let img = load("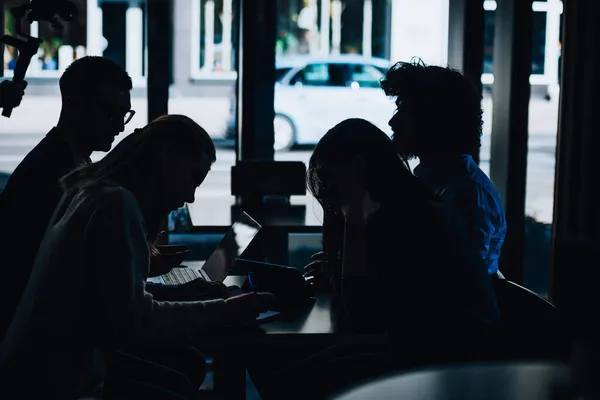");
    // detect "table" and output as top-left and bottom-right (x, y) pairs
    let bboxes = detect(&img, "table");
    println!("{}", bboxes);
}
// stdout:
(196, 289), (386, 399)
(198, 291), (339, 399)
(332, 362), (571, 400)
(187, 197), (324, 264)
